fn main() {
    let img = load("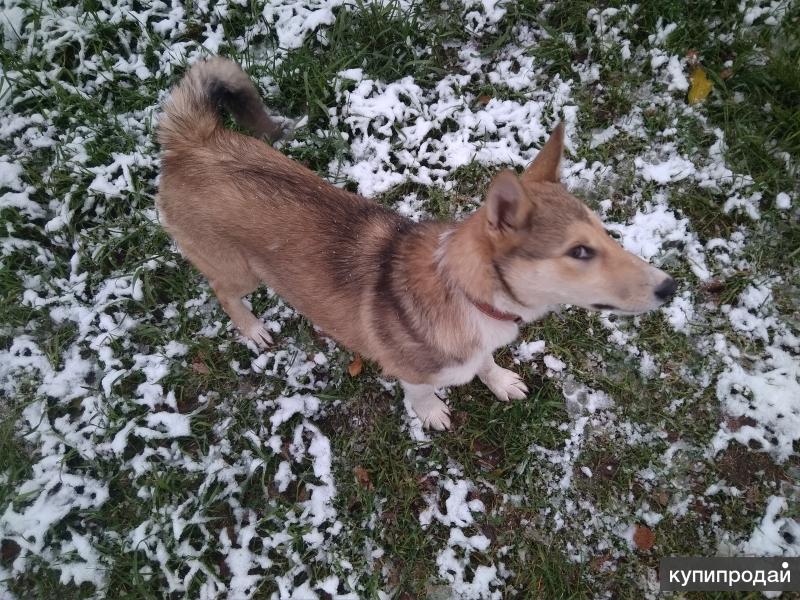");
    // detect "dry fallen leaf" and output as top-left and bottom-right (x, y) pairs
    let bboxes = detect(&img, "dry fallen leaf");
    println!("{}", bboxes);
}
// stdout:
(477, 94), (492, 105)
(725, 414), (757, 432)
(347, 354), (363, 377)
(653, 490), (670, 507)
(353, 466), (373, 490)
(633, 525), (656, 550)
(416, 474), (437, 493)
(1, 538), (21, 563)
(191, 357), (210, 375)
(688, 66), (713, 104)
(590, 552), (613, 572)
